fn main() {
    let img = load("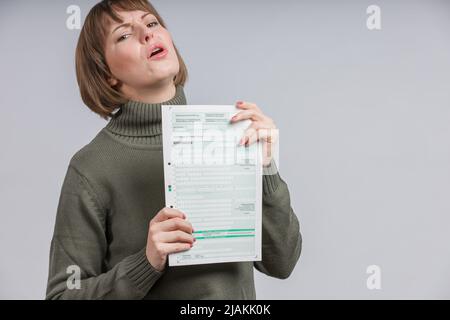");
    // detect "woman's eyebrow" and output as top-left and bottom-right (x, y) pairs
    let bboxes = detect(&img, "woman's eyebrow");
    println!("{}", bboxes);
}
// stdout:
(111, 12), (153, 34)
